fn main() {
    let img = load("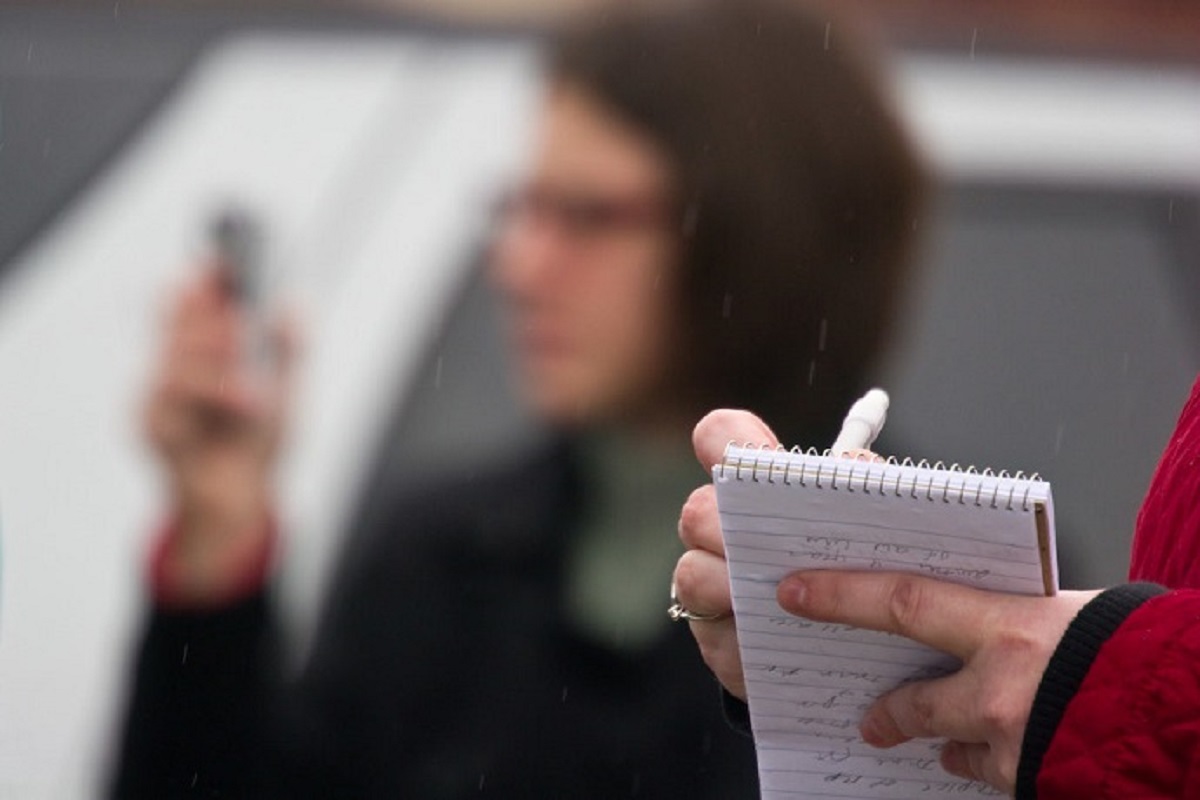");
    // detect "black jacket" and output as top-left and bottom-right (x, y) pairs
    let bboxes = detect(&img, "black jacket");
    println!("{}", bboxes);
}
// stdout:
(111, 440), (760, 798)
